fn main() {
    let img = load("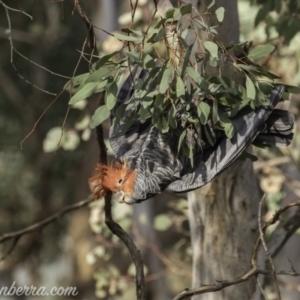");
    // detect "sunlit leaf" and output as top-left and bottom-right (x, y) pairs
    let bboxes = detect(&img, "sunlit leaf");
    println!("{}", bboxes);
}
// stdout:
(106, 81), (118, 110)
(248, 45), (275, 60)
(114, 33), (141, 42)
(91, 105), (110, 128)
(204, 41), (218, 58)
(178, 130), (187, 153)
(176, 76), (185, 97)
(215, 7), (225, 22)
(246, 76), (256, 100)
(64, 73), (89, 91)
(197, 102), (210, 124)
(159, 68), (173, 94)
(69, 82), (98, 104)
